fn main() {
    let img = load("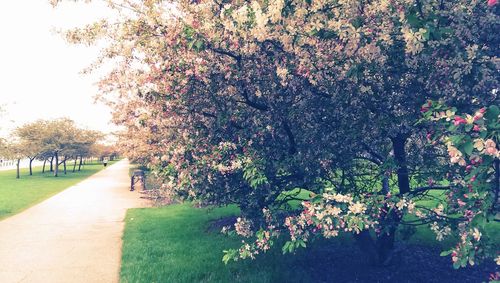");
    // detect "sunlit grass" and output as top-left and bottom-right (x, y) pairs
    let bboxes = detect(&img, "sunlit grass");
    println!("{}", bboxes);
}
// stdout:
(120, 204), (329, 283)
(0, 161), (114, 220)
